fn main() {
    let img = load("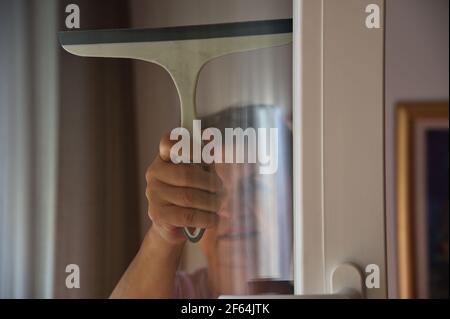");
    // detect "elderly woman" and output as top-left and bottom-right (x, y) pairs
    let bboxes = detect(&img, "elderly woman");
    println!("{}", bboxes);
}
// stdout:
(110, 105), (292, 298)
